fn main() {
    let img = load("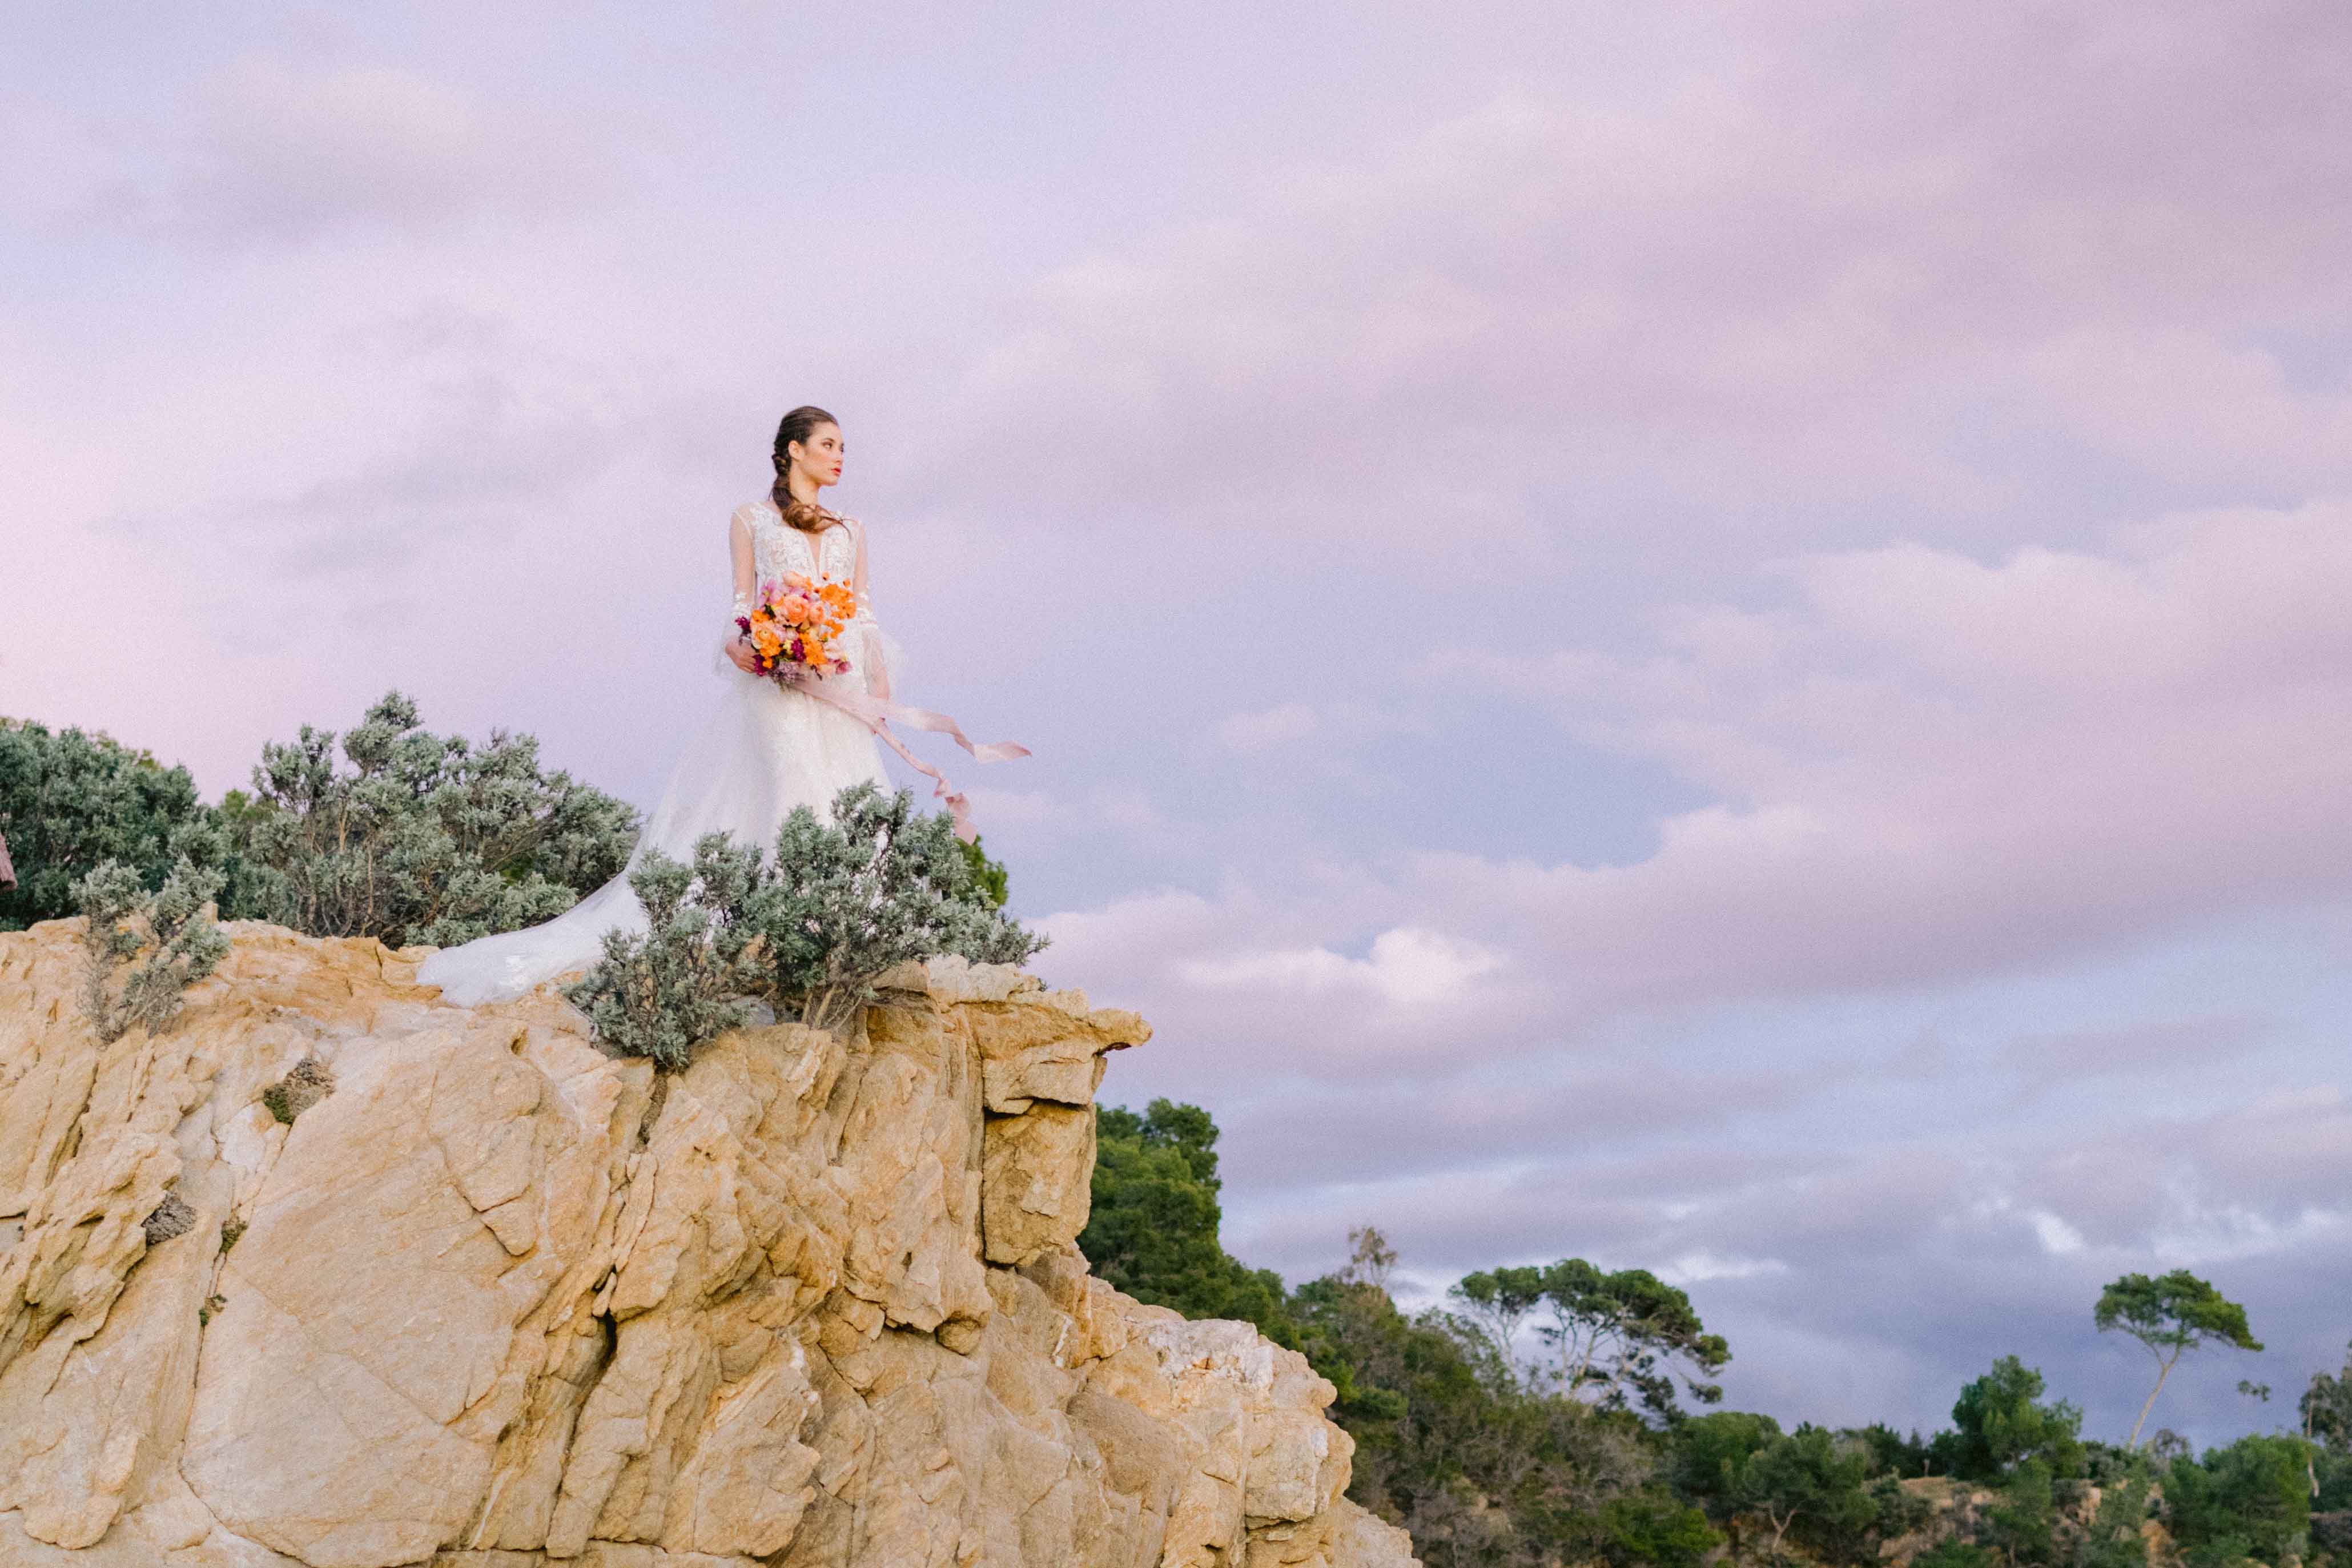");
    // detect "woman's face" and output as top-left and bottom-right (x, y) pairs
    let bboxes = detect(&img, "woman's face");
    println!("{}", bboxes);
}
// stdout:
(791, 423), (846, 489)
